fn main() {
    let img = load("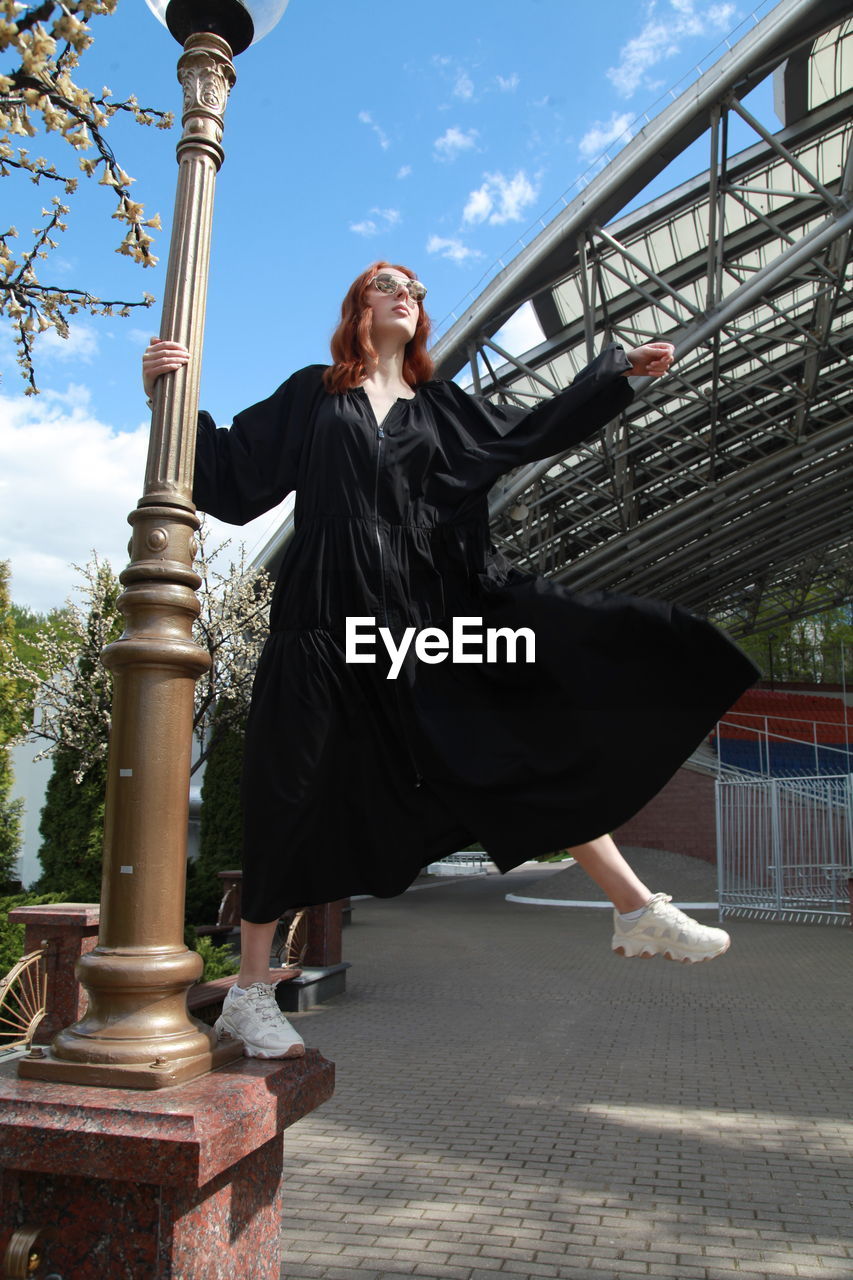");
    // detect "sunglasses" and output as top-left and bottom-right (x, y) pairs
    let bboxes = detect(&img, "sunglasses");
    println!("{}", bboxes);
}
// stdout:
(370, 273), (427, 302)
